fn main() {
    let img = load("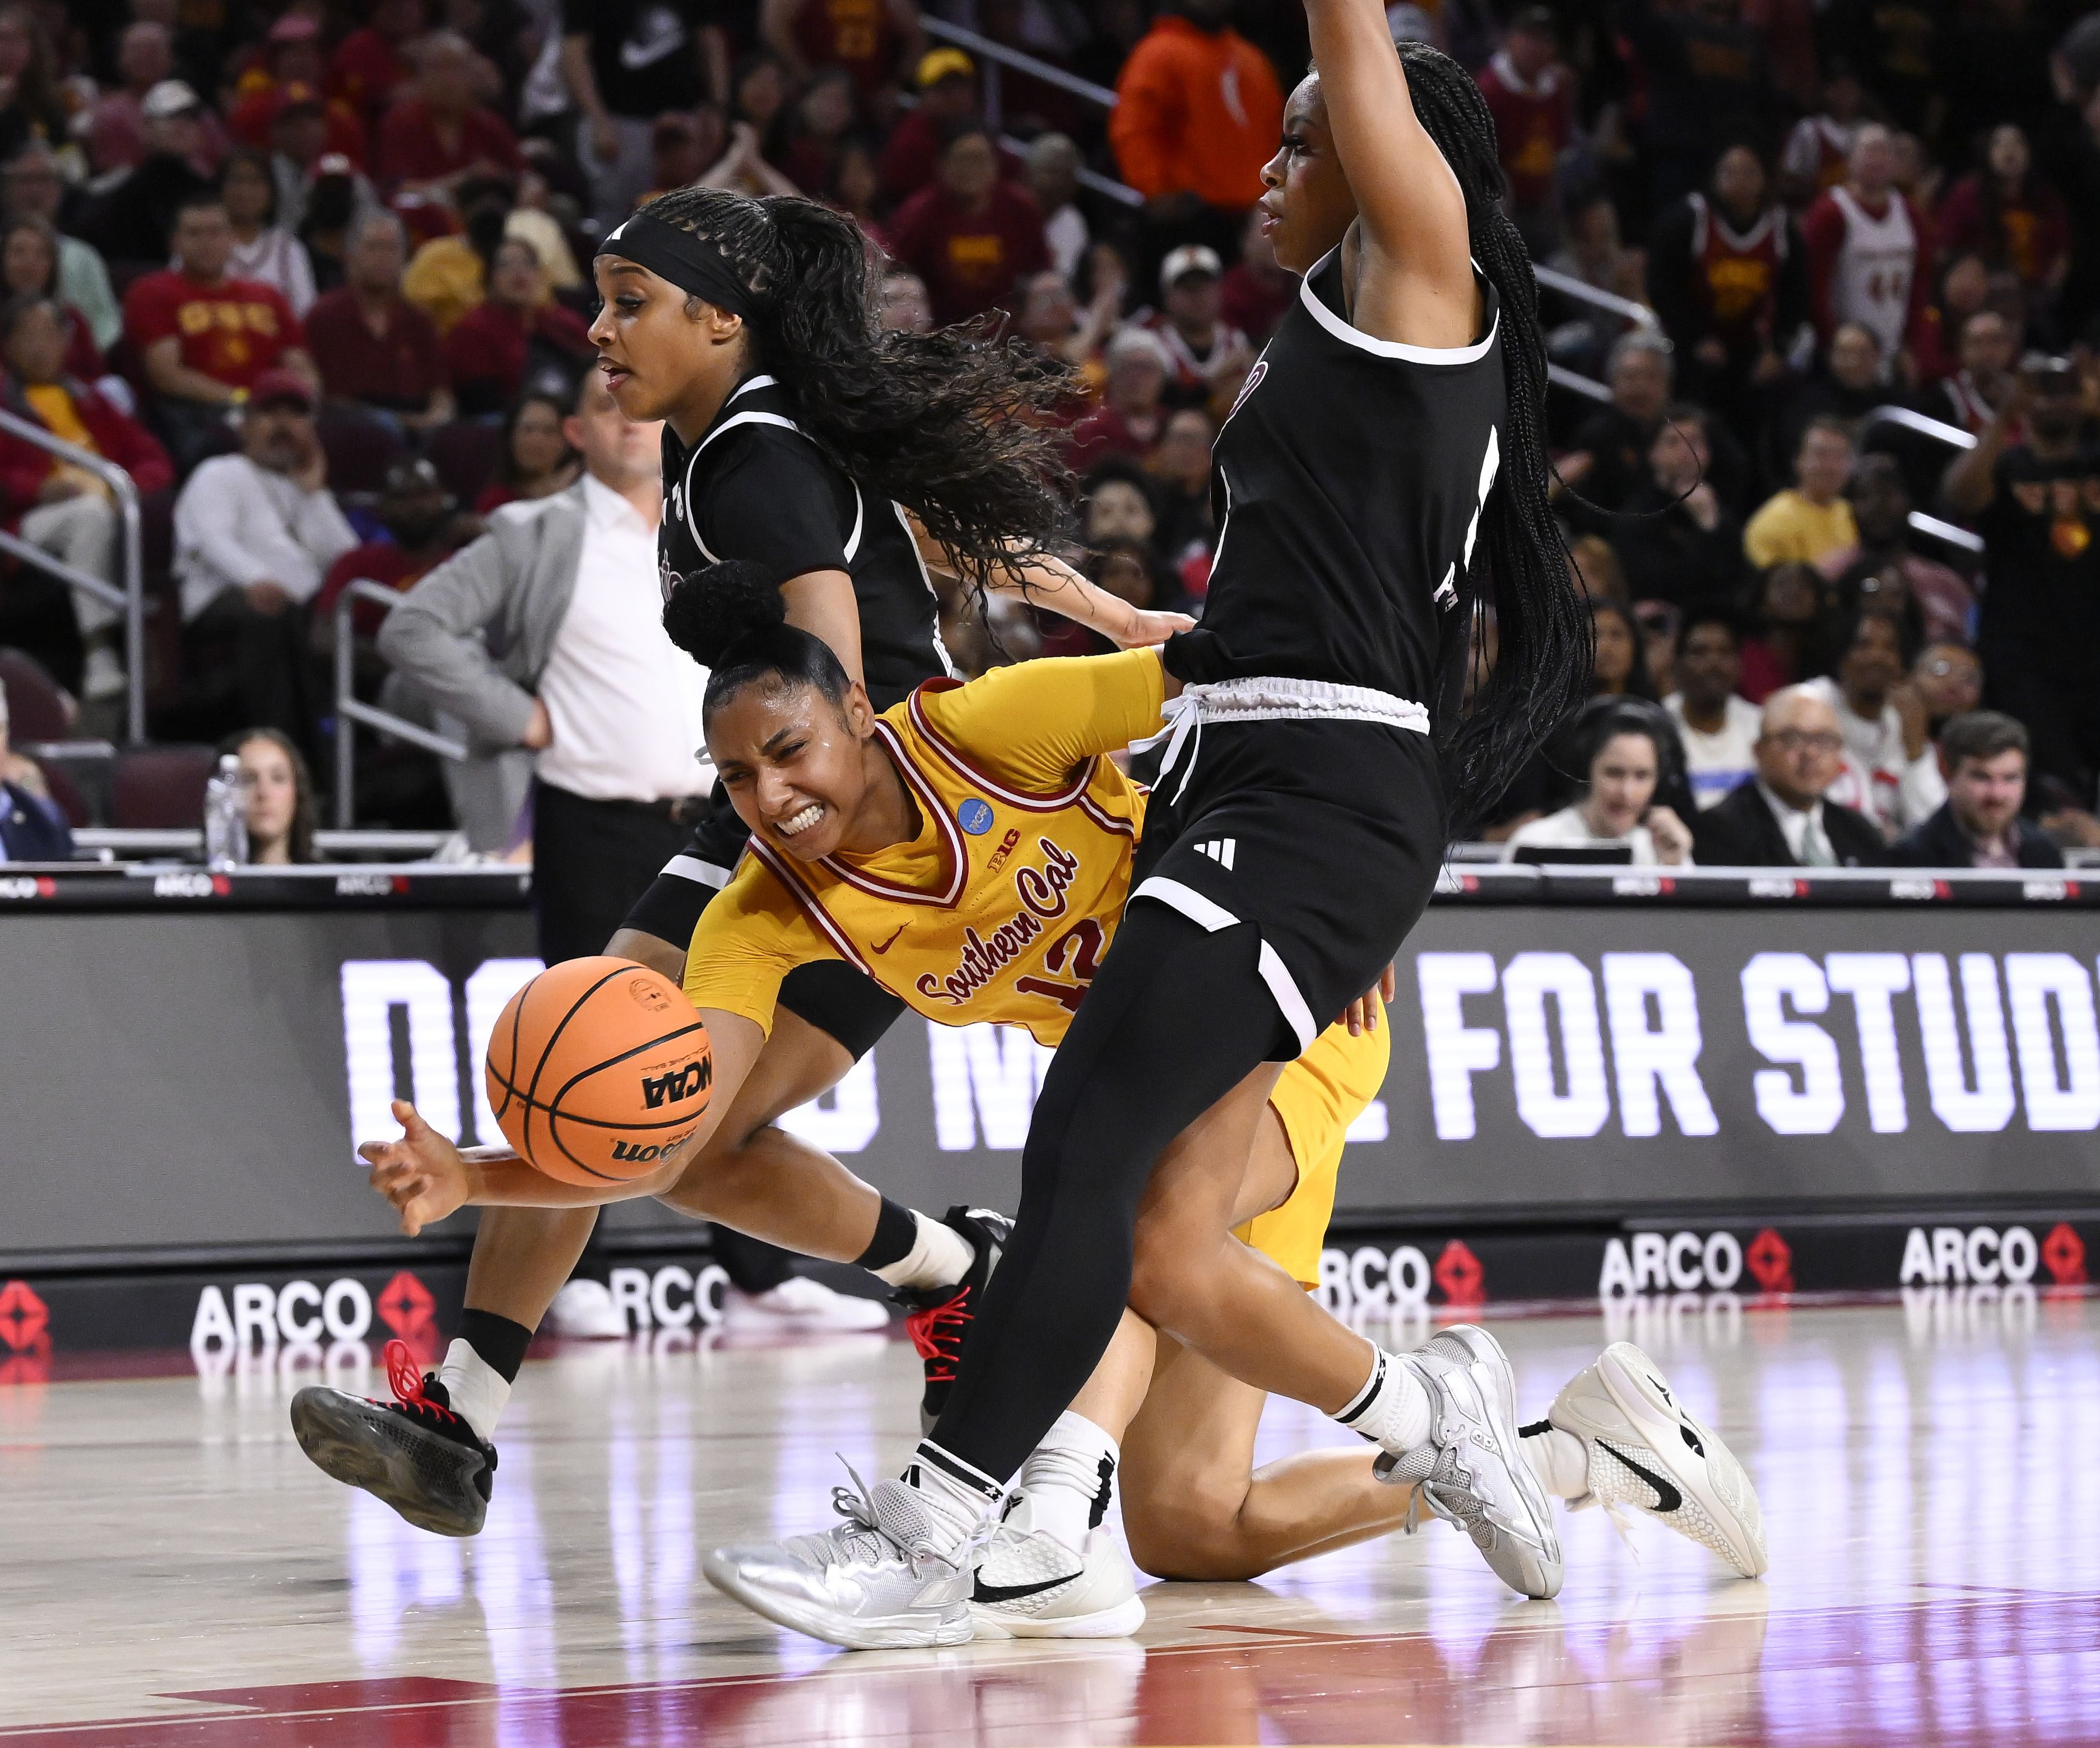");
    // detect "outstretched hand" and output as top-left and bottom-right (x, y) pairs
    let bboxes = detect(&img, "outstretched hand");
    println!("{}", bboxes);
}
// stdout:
(359, 1100), (471, 1238)
(1113, 608), (1197, 649)
(1340, 963), (1397, 1036)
